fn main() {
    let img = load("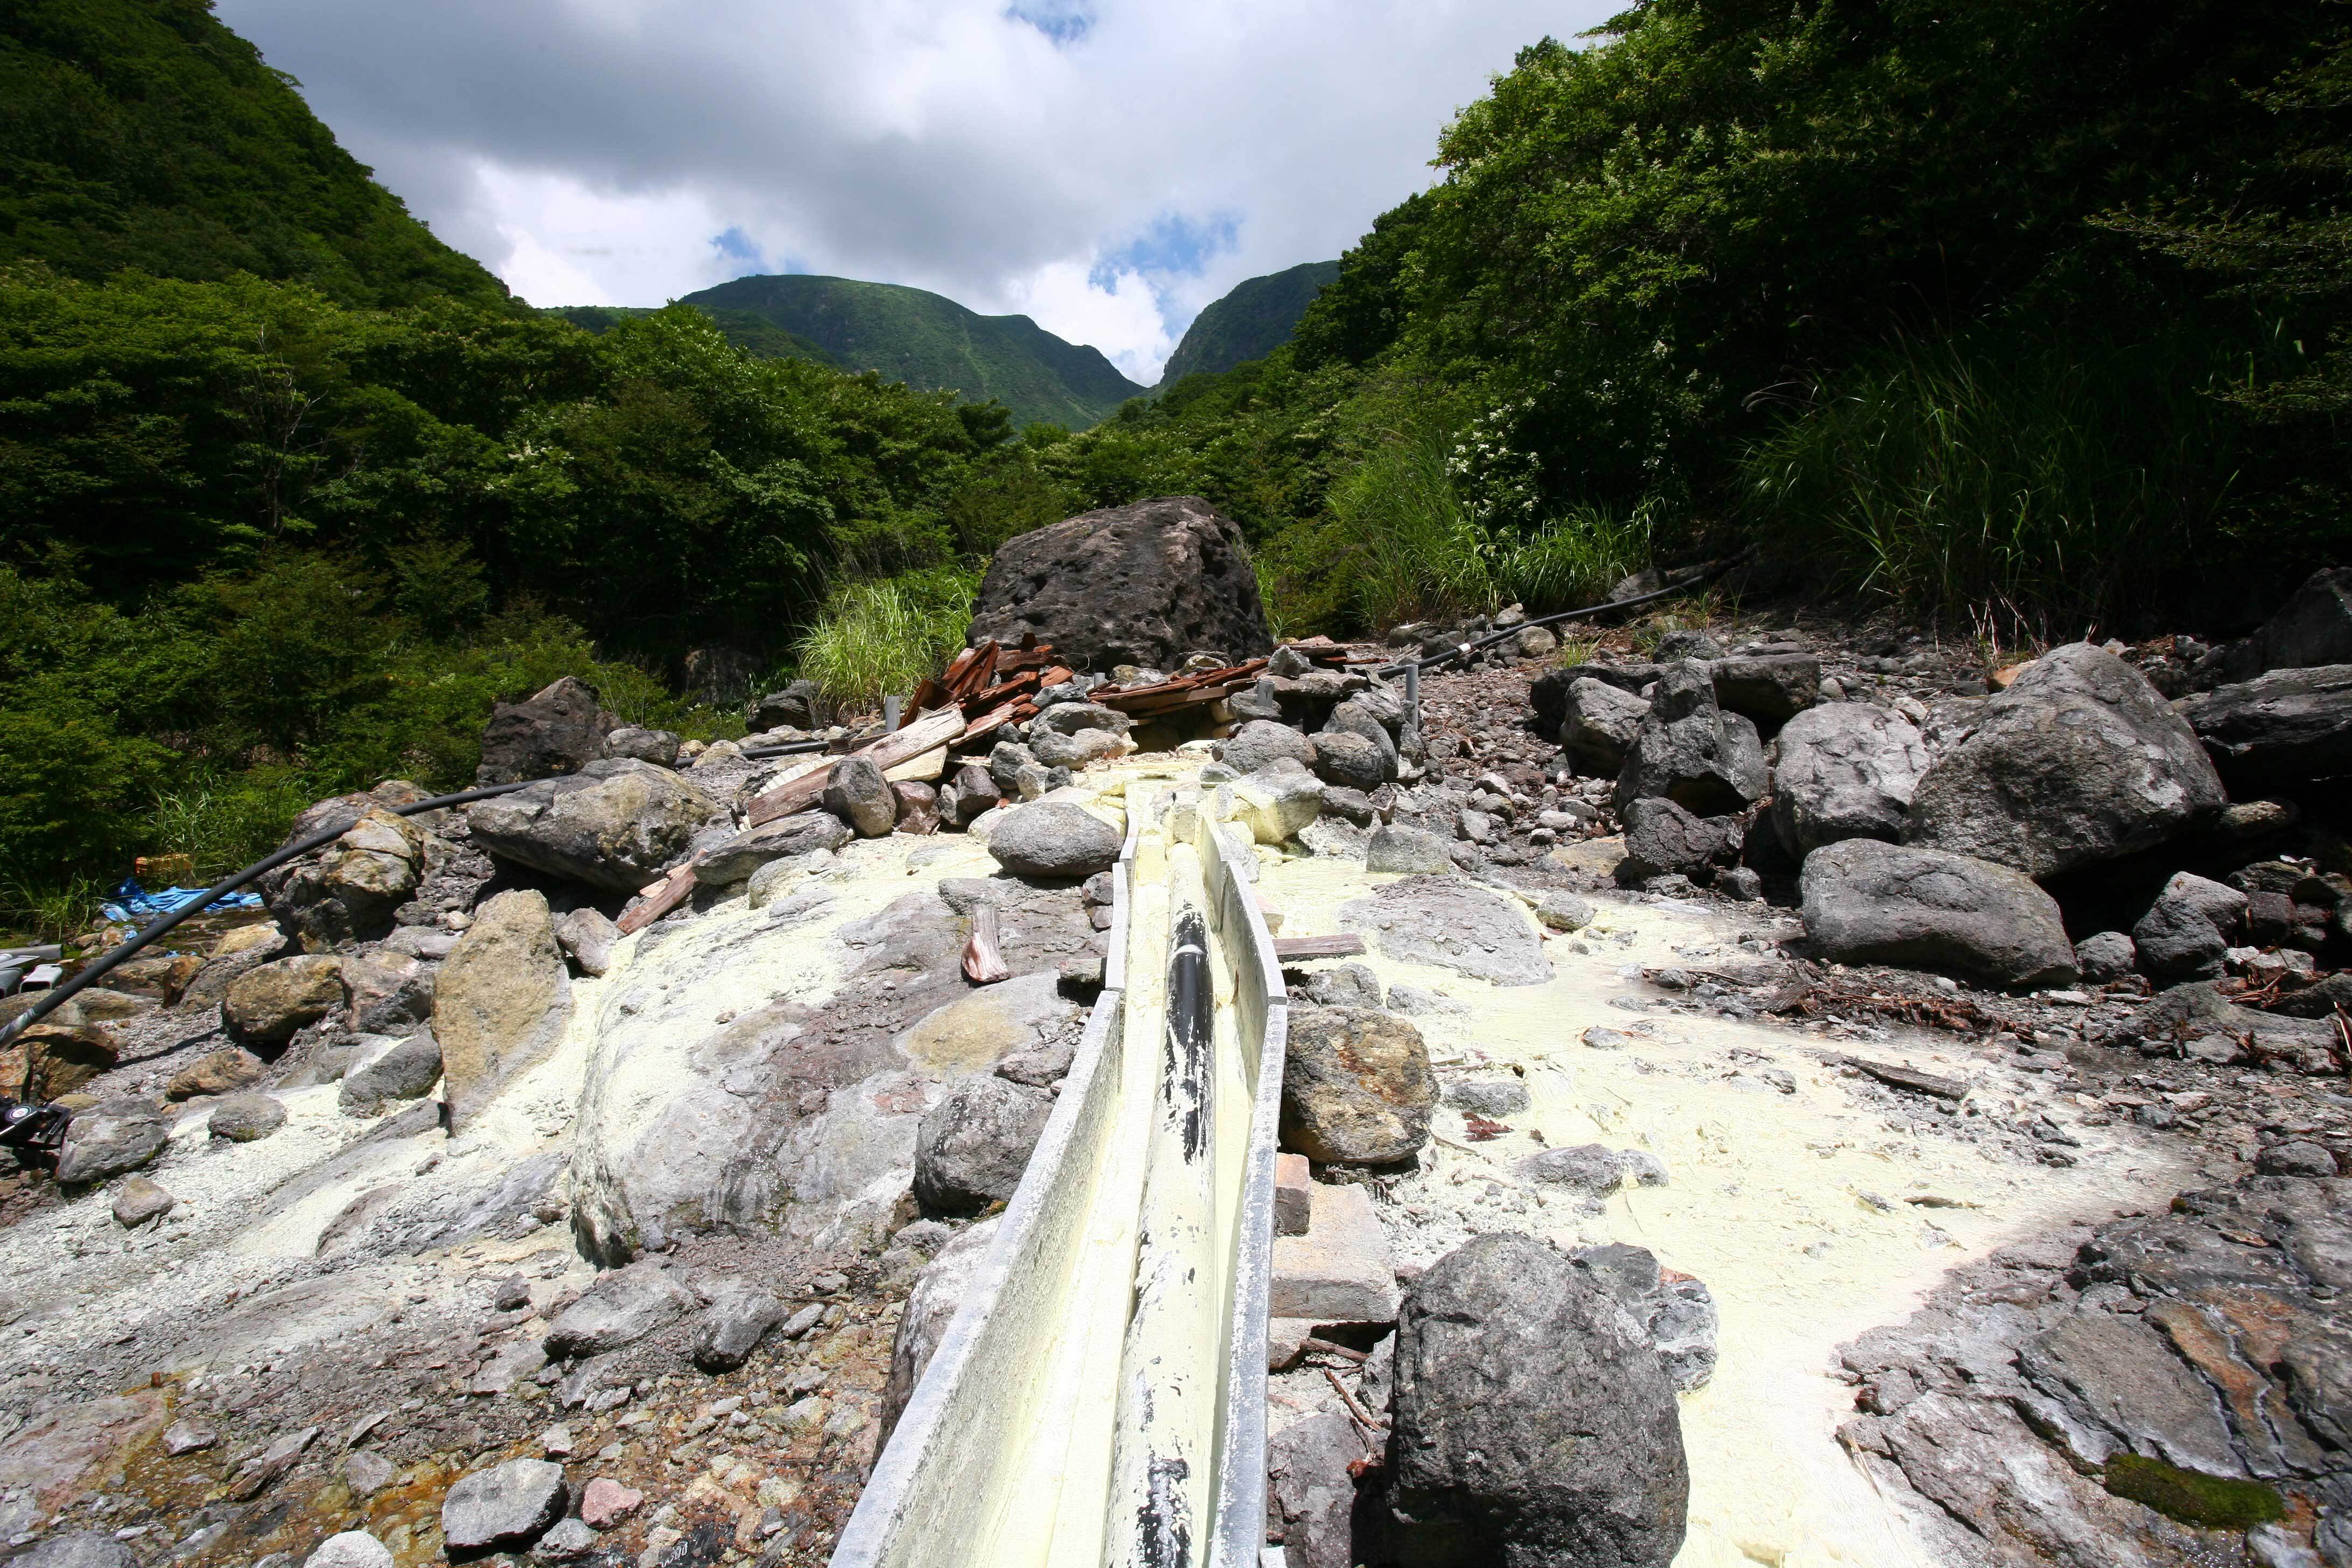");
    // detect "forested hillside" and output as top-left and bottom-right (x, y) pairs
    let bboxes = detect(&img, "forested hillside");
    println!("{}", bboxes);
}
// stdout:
(674, 274), (1146, 429)
(1156, 260), (1338, 387)
(0, 0), (510, 307)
